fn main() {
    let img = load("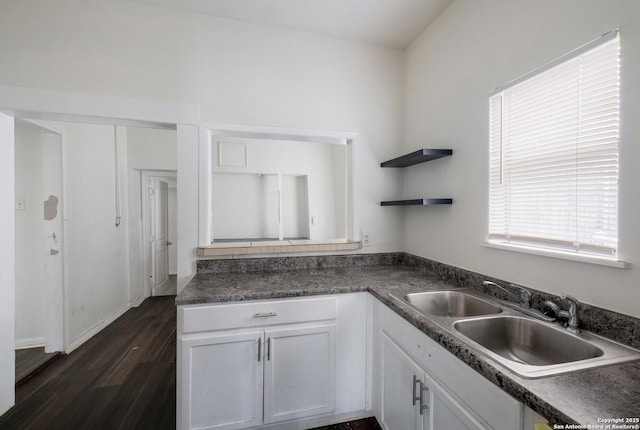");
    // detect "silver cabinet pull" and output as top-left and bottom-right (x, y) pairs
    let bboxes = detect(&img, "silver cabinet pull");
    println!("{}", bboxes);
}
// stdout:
(253, 312), (277, 318)
(412, 375), (421, 406)
(258, 338), (262, 362)
(419, 384), (429, 415)
(267, 337), (271, 361)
